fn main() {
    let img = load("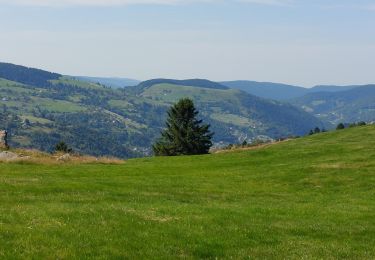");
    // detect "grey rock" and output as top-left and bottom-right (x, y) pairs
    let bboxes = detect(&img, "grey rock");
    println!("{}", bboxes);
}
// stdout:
(57, 153), (71, 162)
(0, 151), (19, 161)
